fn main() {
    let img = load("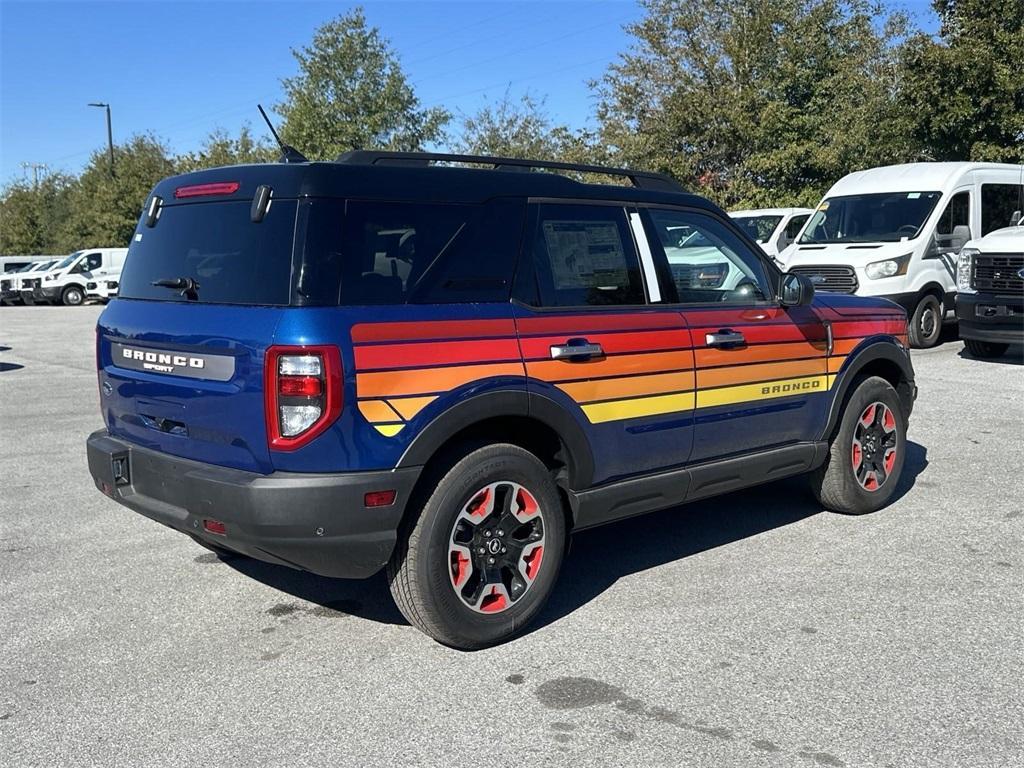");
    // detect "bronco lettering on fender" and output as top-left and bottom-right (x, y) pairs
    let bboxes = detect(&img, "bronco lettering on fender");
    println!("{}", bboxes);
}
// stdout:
(762, 379), (822, 395)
